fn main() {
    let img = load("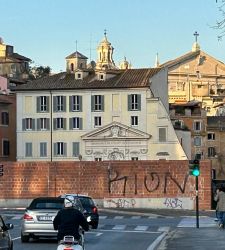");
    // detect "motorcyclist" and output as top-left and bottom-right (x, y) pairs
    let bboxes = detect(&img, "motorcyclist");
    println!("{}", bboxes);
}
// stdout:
(53, 195), (89, 243)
